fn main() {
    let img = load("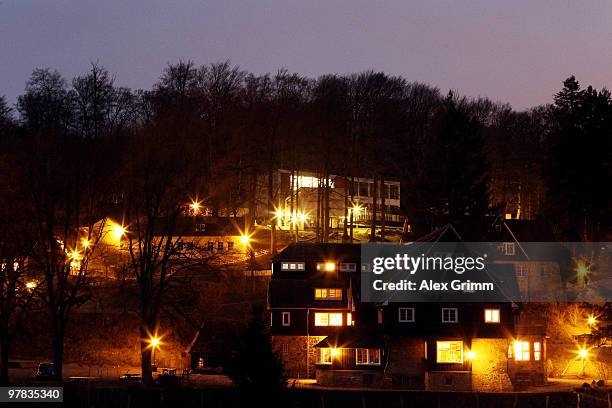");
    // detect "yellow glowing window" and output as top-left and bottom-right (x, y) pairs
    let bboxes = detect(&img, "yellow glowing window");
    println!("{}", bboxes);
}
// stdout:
(484, 308), (500, 323)
(318, 348), (332, 364)
(534, 342), (541, 361)
(314, 288), (342, 300)
(314, 312), (343, 326)
(436, 341), (463, 363)
(317, 262), (336, 272)
(514, 341), (530, 361)
(347, 313), (353, 326)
